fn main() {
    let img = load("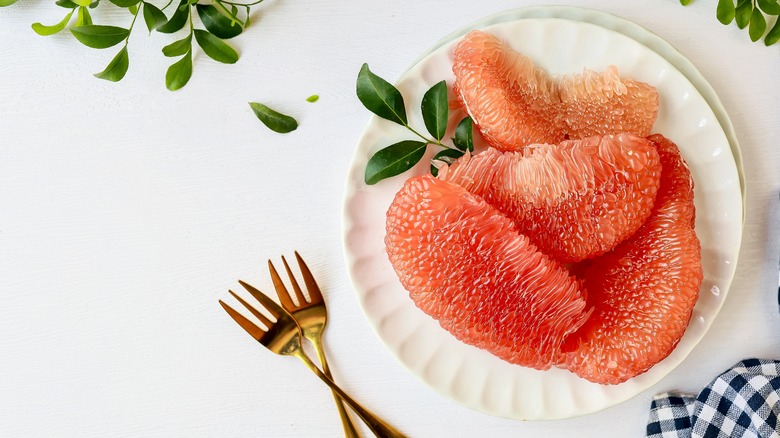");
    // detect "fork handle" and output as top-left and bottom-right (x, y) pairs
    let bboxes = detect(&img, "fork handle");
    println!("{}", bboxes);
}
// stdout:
(311, 338), (362, 438)
(294, 350), (408, 438)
